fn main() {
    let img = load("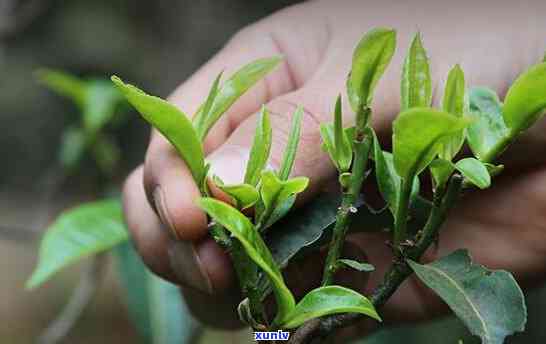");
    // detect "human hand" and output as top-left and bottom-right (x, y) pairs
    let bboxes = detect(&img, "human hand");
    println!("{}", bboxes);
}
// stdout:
(122, 0), (546, 334)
